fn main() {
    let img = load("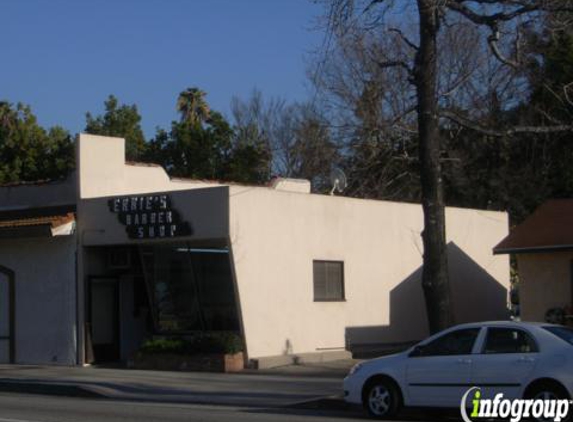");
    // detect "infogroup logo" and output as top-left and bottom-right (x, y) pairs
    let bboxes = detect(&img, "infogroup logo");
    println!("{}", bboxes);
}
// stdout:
(460, 387), (571, 422)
